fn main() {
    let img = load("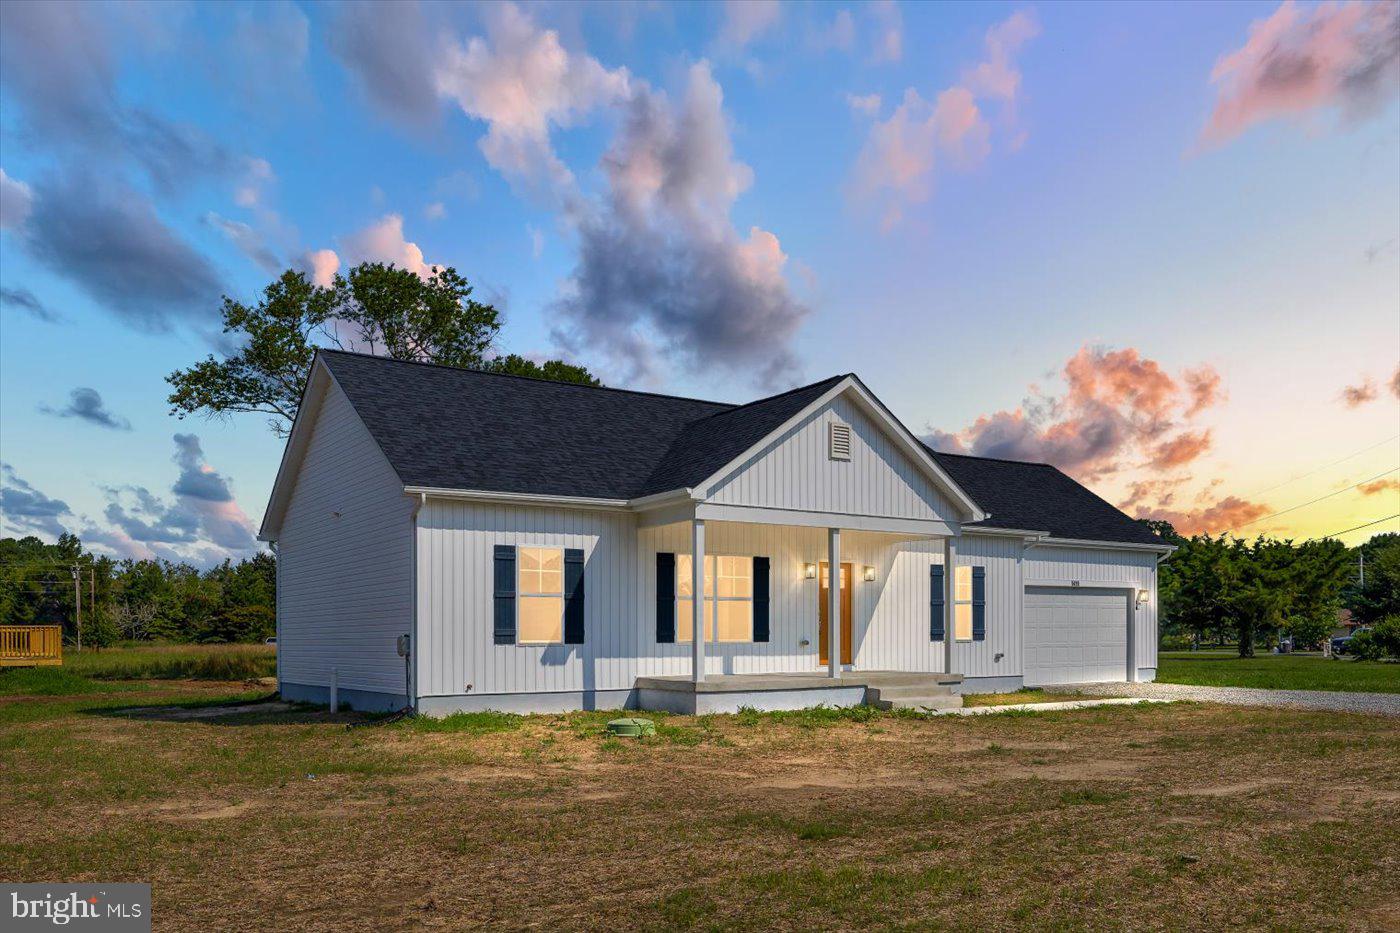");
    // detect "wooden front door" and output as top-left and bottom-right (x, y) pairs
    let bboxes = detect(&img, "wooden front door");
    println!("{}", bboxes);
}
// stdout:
(819, 562), (853, 666)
